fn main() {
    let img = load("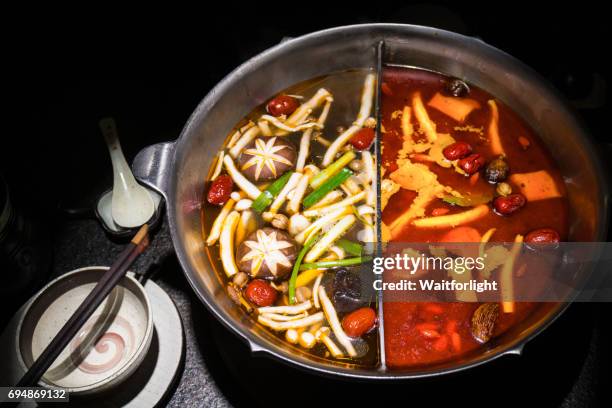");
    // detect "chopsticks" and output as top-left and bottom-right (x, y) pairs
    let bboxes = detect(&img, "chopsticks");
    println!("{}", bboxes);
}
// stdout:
(16, 224), (150, 388)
